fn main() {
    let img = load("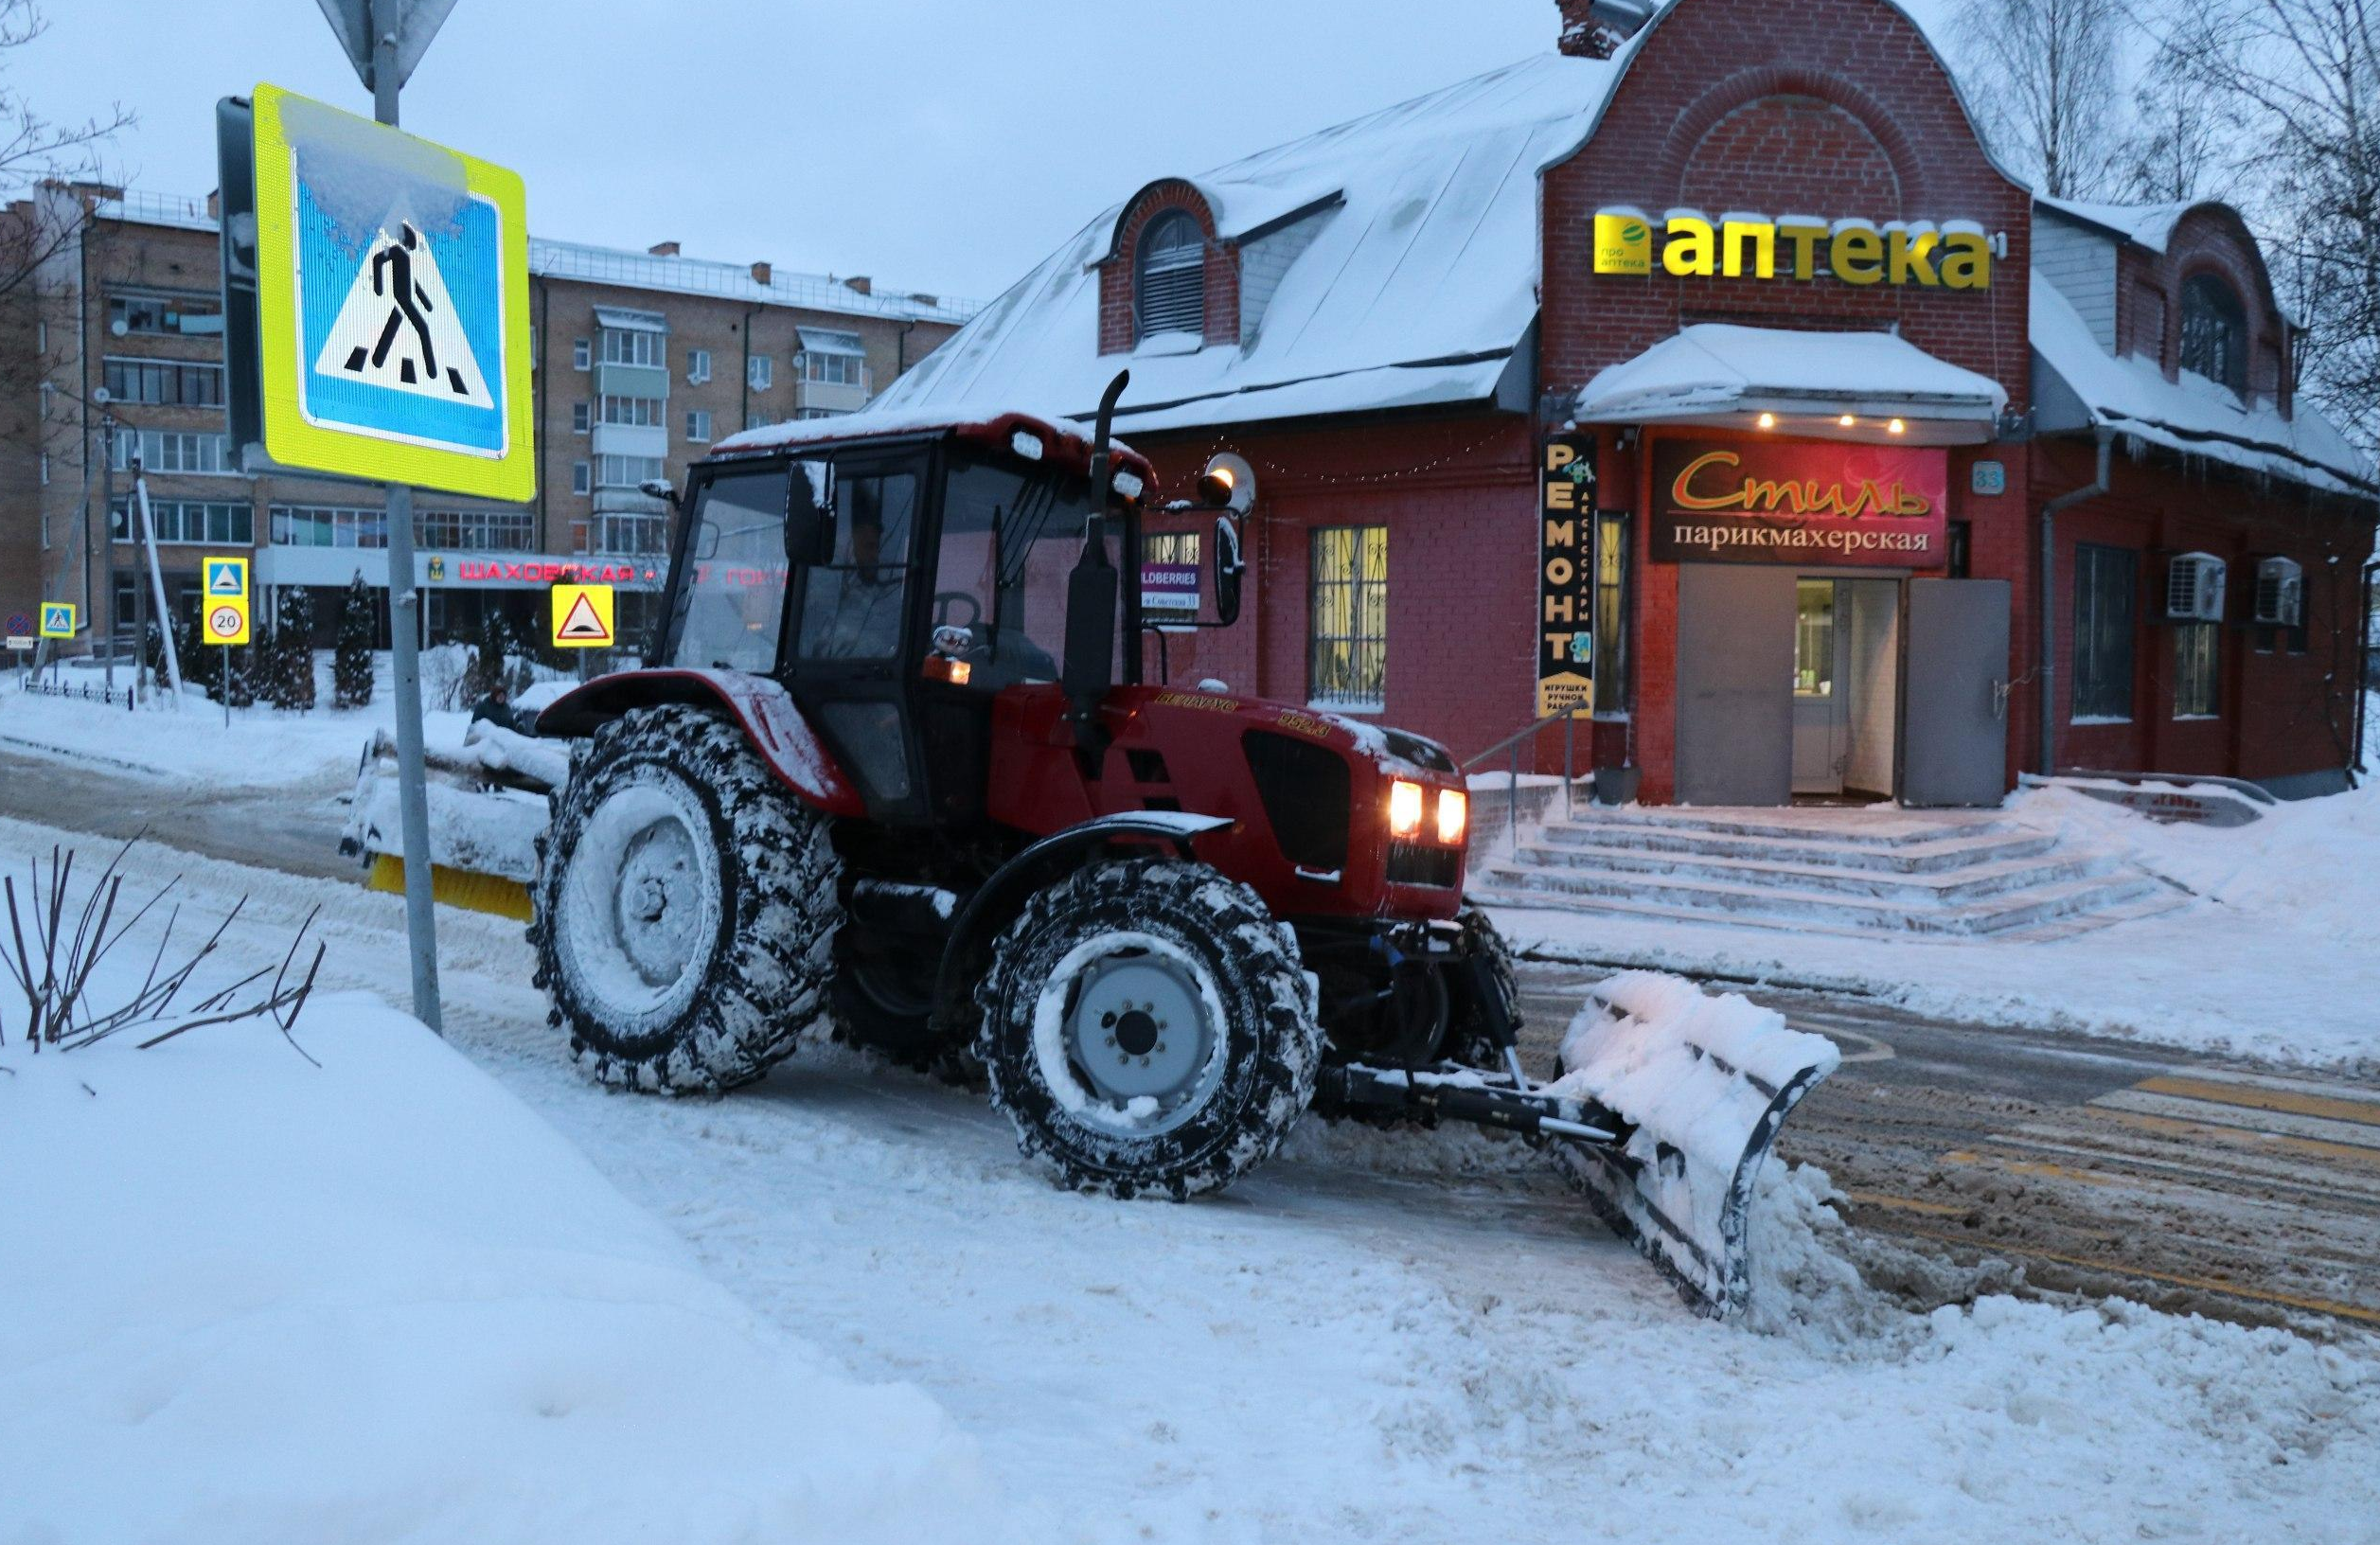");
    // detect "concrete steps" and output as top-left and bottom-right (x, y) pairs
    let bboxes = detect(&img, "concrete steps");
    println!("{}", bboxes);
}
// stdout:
(1472, 804), (2185, 940)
